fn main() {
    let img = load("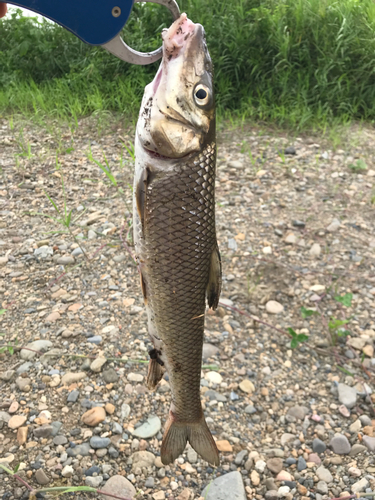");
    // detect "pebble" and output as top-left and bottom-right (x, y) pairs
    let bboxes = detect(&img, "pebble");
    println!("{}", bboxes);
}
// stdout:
(15, 377), (31, 392)
(8, 415), (26, 429)
(250, 470), (260, 486)
(330, 434), (351, 454)
(61, 372), (87, 385)
(127, 372), (144, 382)
(326, 218), (341, 232)
(312, 438), (326, 453)
(362, 435), (375, 451)
(338, 383), (357, 408)
(34, 425), (53, 438)
(265, 300), (284, 314)
(316, 466), (333, 483)
(239, 379), (255, 393)
(131, 451), (156, 469)
(349, 444), (367, 456)
(102, 368), (119, 383)
(90, 357), (107, 372)
(310, 243), (321, 256)
(0, 411), (11, 423)
(67, 390), (80, 403)
(90, 436), (111, 448)
(67, 442), (91, 457)
(132, 415), (161, 438)
(35, 469), (49, 485)
(99, 475), (136, 499)
(20, 340), (53, 360)
(297, 456), (307, 471)
(216, 440), (233, 452)
(266, 458), (283, 474)
(351, 478), (369, 493)
(85, 476), (103, 488)
(81, 407), (106, 426)
(202, 471), (246, 500)
(17, 426), (28, 445)
(204, 371), (223, 384)
(87, 336), (102, 344)
(316, 481), (328, 494)
(203, 343), (219, 359)
(349, 419), (361, 433)
(278, 486), (290, 497)
(57, 256), (75, 265)
(53, 435), (68, 445)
